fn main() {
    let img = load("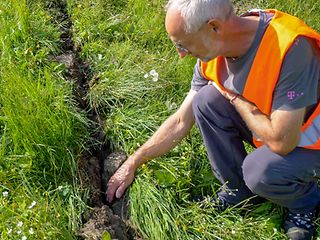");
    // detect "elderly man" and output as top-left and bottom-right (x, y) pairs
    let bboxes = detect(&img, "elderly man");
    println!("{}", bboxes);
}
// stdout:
(107, 0), (320, 239)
